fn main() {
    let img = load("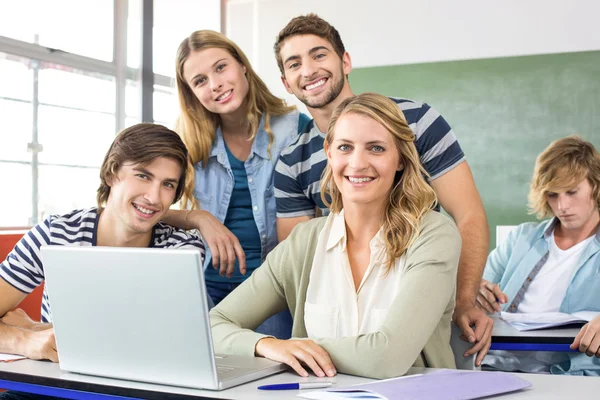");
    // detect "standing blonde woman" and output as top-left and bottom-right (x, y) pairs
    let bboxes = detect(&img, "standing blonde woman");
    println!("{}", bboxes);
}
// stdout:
(164, 30), (309, 338)
(210, 93), (461, 379)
